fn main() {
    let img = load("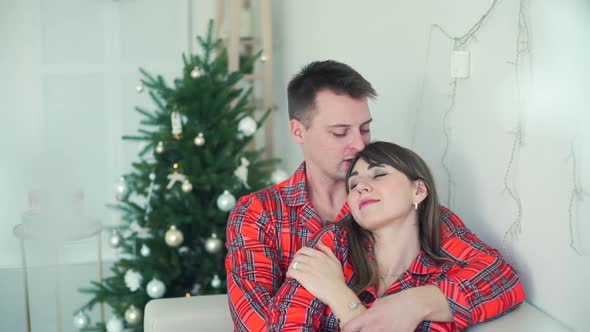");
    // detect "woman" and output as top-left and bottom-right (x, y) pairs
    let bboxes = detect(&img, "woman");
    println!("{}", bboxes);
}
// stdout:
(268, 141), (524, 331)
